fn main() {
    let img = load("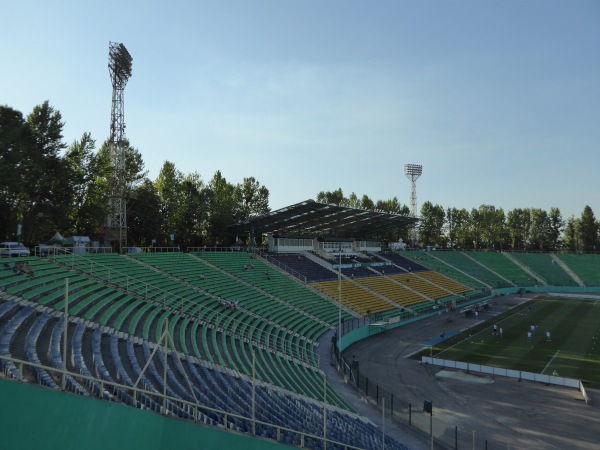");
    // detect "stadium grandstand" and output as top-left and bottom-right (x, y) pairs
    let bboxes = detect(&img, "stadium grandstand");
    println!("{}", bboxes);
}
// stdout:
(1, 199), (600, 449)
